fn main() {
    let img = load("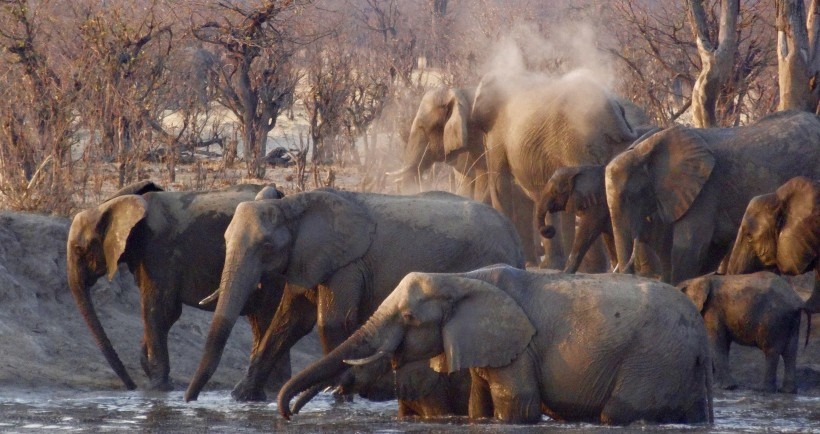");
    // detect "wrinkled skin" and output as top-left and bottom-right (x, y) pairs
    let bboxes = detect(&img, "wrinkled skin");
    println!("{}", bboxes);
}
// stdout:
(536, 165), (669, 278)
(473, 70), (642, 267)
(390, 87), (490, 204)
(184, 189), (525, 402)
(67, 182), (288, 391)
(279, 265), (713, 425)
(606, 111), (820, 285)
(724, 176), (820, 313)
(678, 272), (808, 393)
